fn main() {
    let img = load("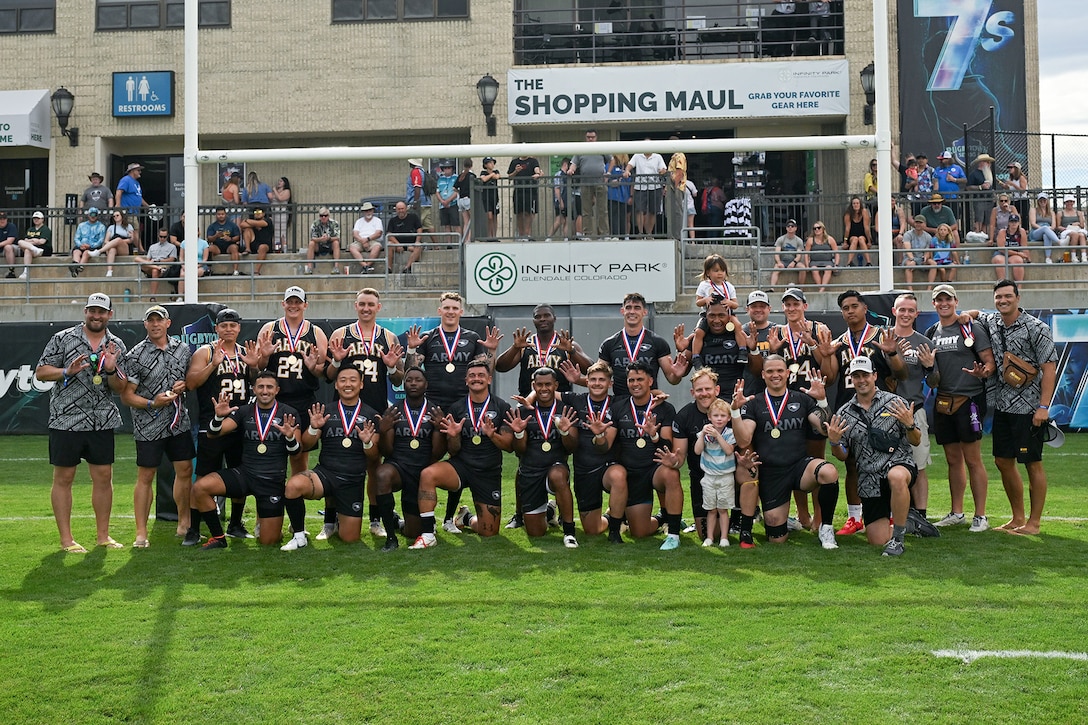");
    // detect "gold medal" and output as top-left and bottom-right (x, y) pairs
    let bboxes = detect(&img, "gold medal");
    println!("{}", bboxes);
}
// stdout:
(789, 363), (799, 373)
(92, 375), (103, 385)
(636, 438), (647, 448)
(964, 337), (974, 348)
(770, 428), (781, 439)
(410, 439), (420, 449)
(726, 321), (735, 332)
(445, 362), (456, 373)
(541, 441), (552, 452)
(257, 443), (268, 454)
(471, 435), (482, 445)
(342, 438), (352, 449)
